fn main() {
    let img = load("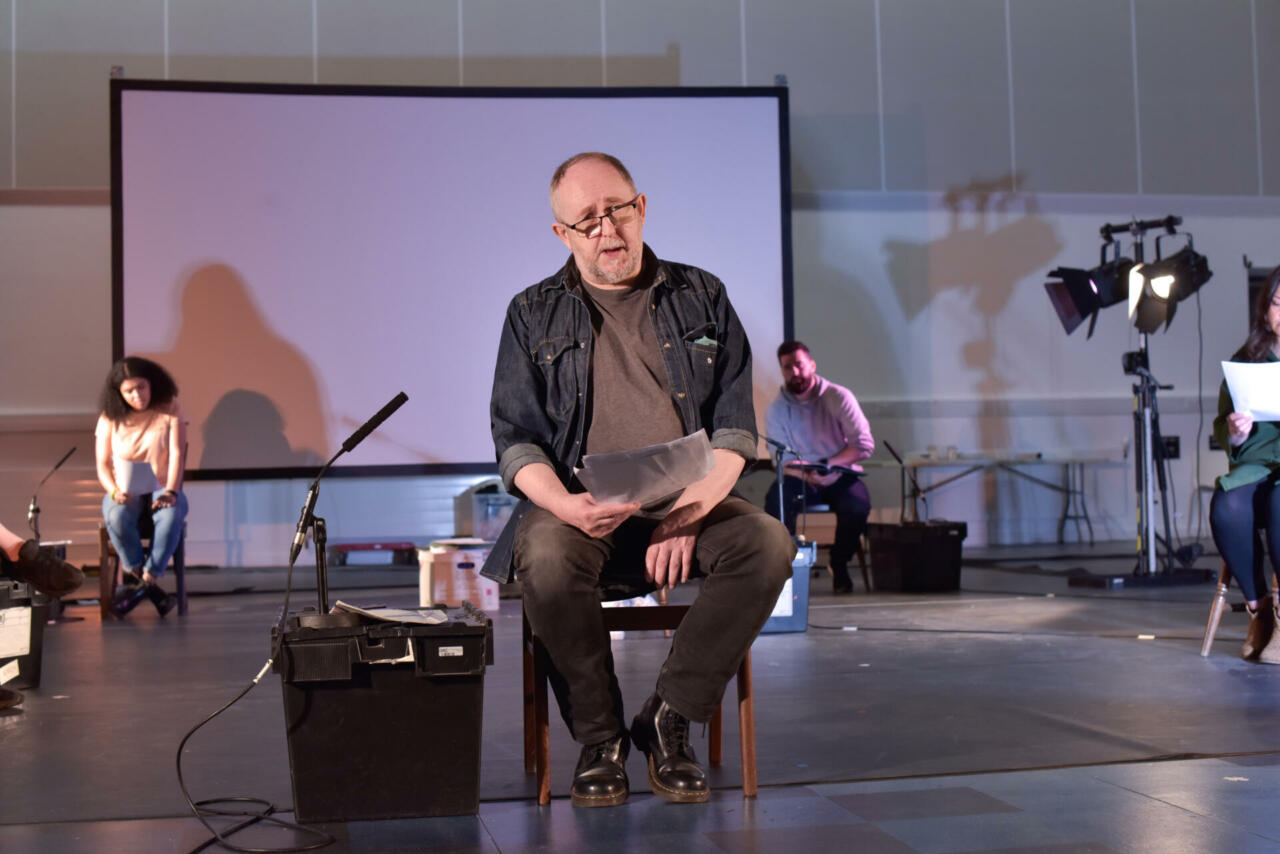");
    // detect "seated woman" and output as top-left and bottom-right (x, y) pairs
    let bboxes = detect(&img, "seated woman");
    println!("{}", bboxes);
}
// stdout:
(1211, 266), (1280, 662)
(94, 357), (187, 619)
